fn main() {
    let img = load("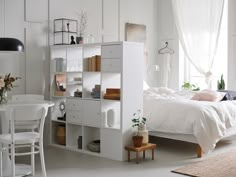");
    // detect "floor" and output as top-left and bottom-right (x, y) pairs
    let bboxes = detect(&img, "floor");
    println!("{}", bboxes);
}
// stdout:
(18, 136), (236, 177)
